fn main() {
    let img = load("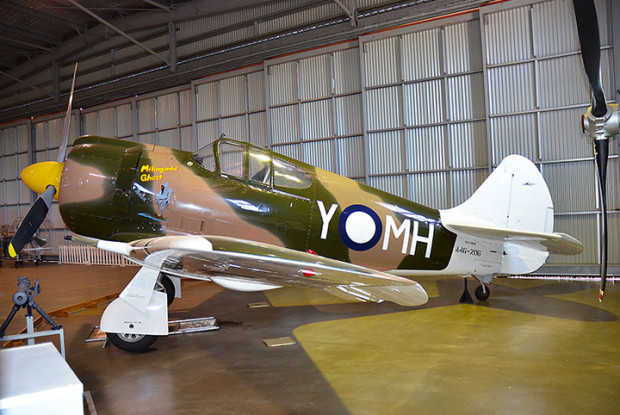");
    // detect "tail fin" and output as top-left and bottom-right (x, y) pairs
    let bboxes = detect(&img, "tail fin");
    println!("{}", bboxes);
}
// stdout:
(443, 155), (554, 233)
(440, 155), (581, 274)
